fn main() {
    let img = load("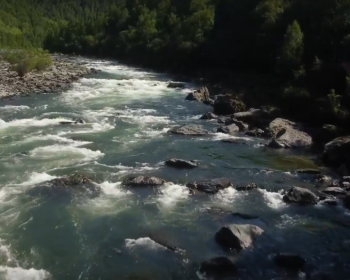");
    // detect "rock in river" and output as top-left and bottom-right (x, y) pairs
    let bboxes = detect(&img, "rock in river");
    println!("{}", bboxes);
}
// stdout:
(200, 257), (237, 277)
(187, 178), (232, 194)
(165, 159), (198, 169)
(170, 125), (209, 136)
(200, 112), (217, 120)
(283, 186), (319, 205)
(185, 87), (211, 103)
(225, 118), (249, 131)
(267, 118), (312, 148)
(124, 176), (165, 187)
(167, 82), (185, 88)
(323, 187), (347, 196)
(236, 183), (258, 191)
(214, 95), (246, 115)
(27, 174), (102, 200)
(273, 253), (306, 271)
(217, 124), (239, 135)
(245, 128), (265, 137)
(215, 224), (264, 251)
